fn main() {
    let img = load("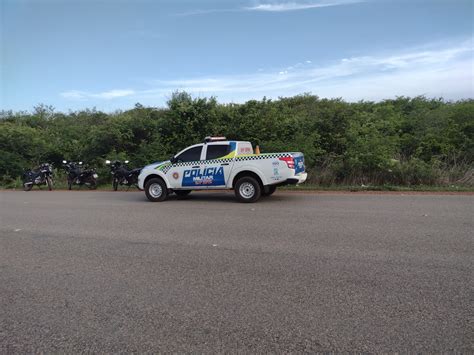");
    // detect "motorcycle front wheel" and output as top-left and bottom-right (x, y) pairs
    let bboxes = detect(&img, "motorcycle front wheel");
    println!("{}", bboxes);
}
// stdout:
(113, 178), (119, 191)
(46, 177), (53, 191)
(88, 179), (97, 190)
